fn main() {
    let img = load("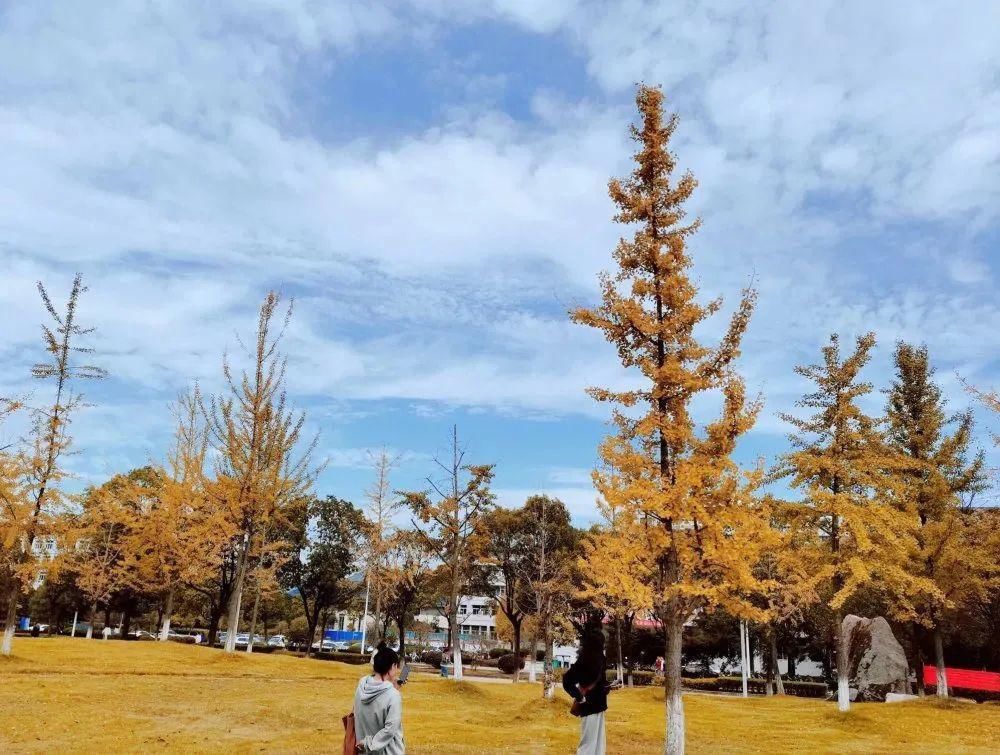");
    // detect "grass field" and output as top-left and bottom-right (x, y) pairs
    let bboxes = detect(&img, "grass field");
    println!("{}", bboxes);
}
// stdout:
(1, 639), (998, 753)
